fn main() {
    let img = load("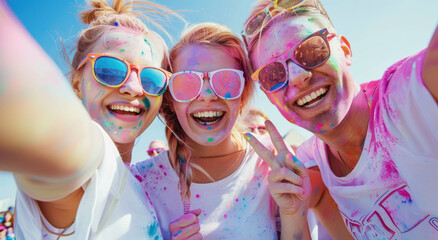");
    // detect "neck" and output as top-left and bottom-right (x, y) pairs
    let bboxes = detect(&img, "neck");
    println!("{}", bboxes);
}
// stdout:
(315, 87), (370, 175)
(186, 133), (246, 183)
(115, 142), (134, 164)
